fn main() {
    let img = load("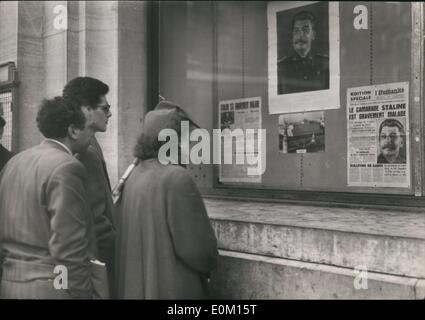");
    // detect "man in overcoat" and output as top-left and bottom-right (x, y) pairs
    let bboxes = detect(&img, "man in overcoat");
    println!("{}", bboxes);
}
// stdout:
(63, 77), (116, 296)
(0, 97), (96, 299)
